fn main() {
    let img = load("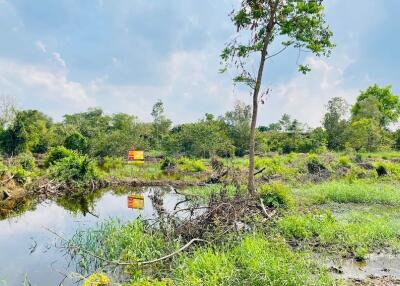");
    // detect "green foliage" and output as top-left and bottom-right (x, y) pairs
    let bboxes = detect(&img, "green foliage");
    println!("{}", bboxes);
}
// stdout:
(259, 183), (294, 209)
(346, 118), (383, 152)
(49, 153), (99, 186)
(323, 97), (349, 150)
(165, 117), (234, 158)
(71, 219), (177, 276)
(0, 110), (52, 155)
(64, 131), (88, 153)
(352, 84), (400, 127)
(222, 102), (251, 156)
(44, 146), (75, 167)
(160, 157), (176, 171)
(295, 180), (400, 206)
(278, 210), (400, 260)
(338, 155), (351, 167)
(101, 156), (123, 172)
(175, 236), (334, 286)
(18, 152), (36, 171)
(177, 157), (207, 172)
(83, 273), (111, 286)
(10, 165), (29, 185)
